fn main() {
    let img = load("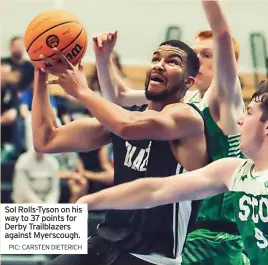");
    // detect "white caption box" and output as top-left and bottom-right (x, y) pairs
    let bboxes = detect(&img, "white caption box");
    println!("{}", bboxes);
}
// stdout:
(0, 204), (88, 254)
